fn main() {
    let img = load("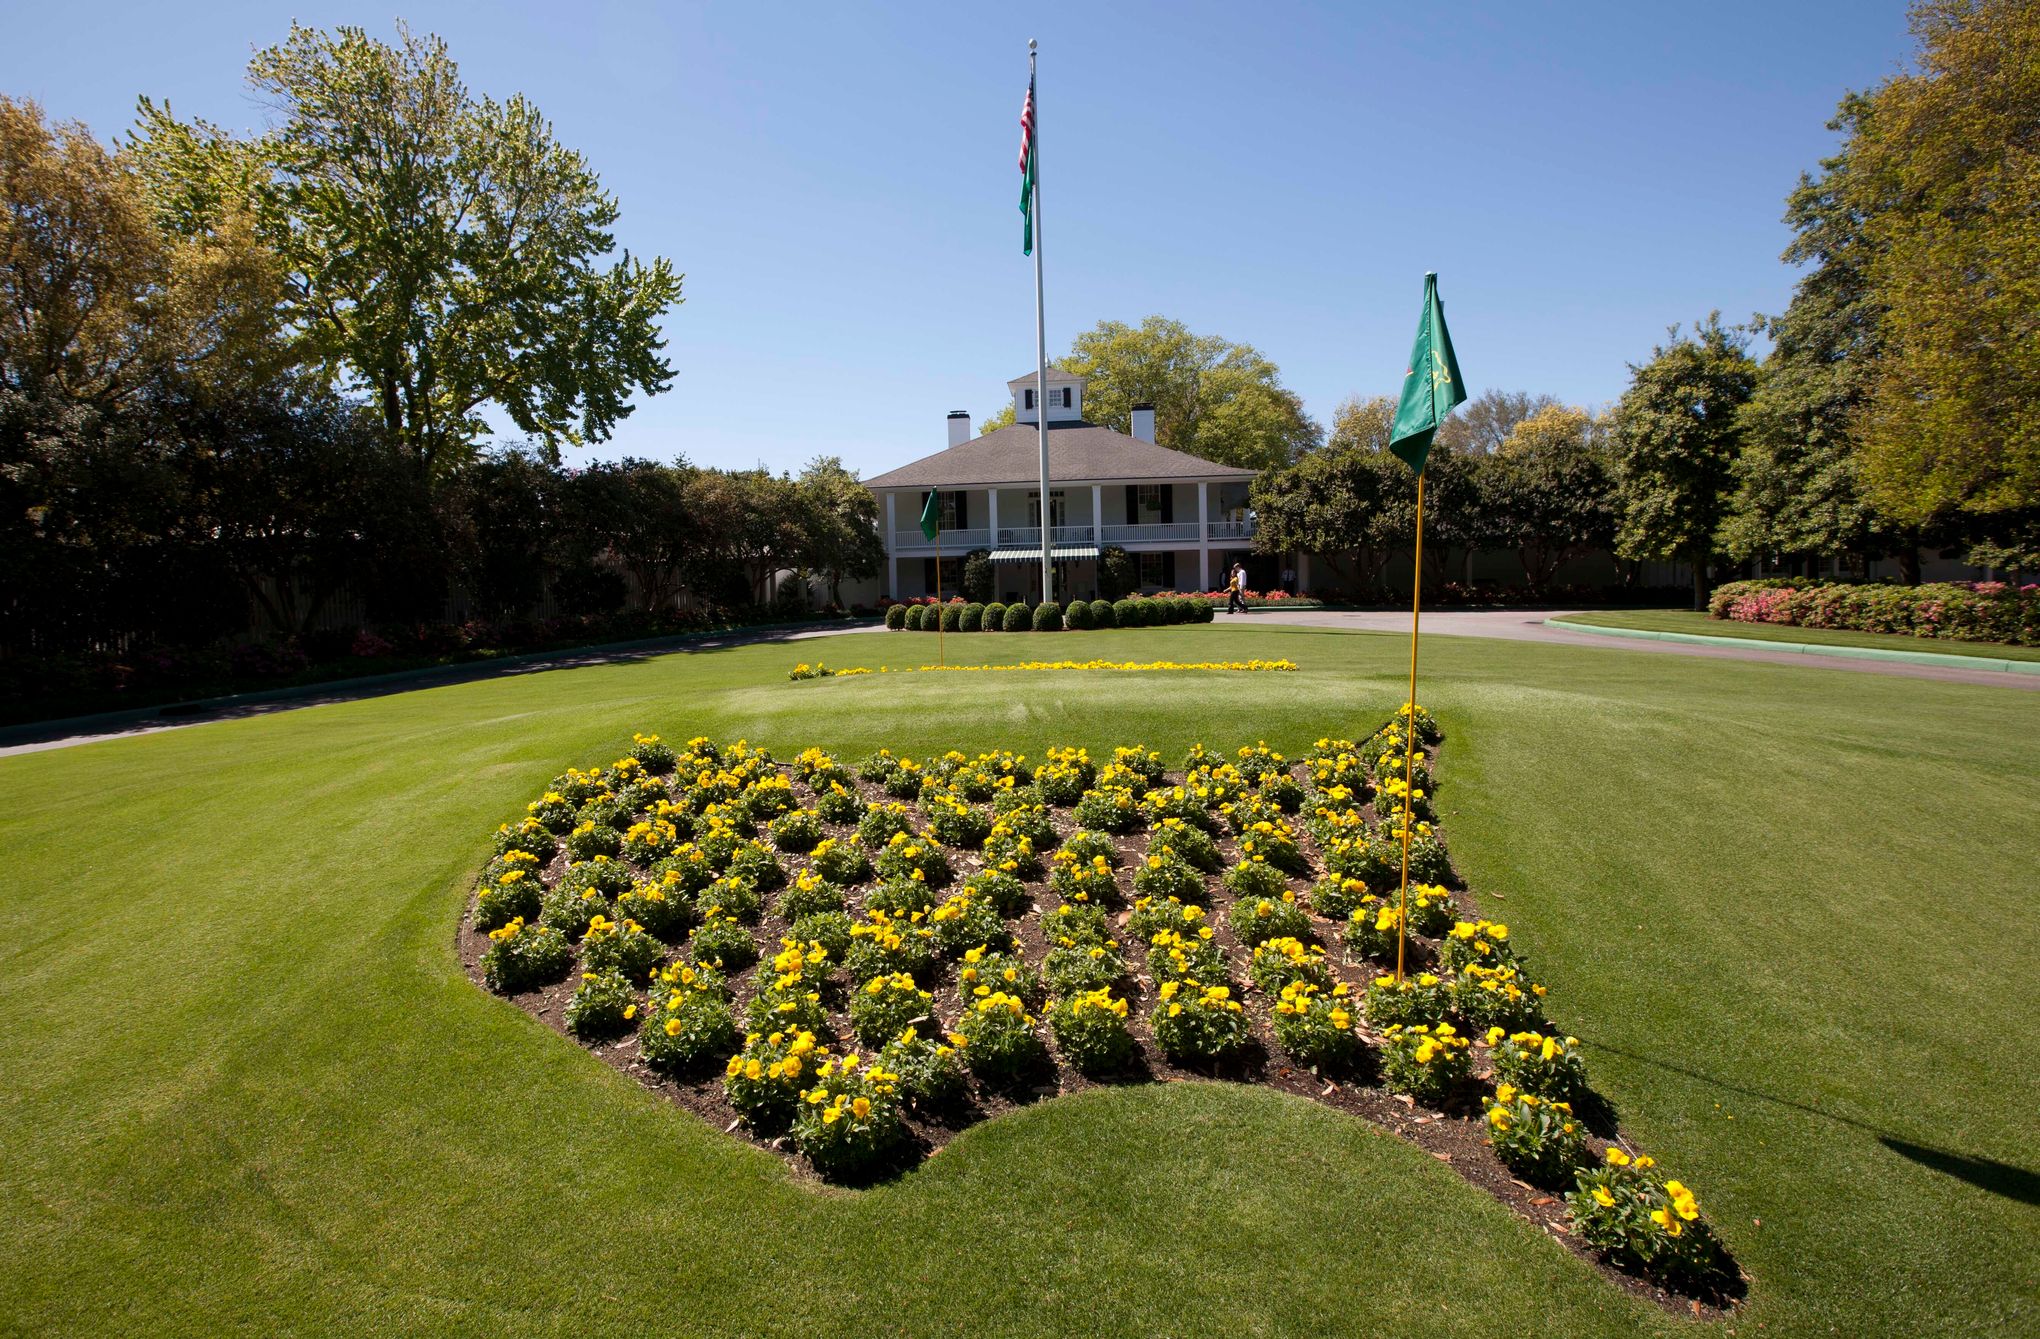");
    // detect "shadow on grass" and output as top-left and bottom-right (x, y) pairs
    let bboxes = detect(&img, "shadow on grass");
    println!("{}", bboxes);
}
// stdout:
(1594, 1041), (2040, 1207)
